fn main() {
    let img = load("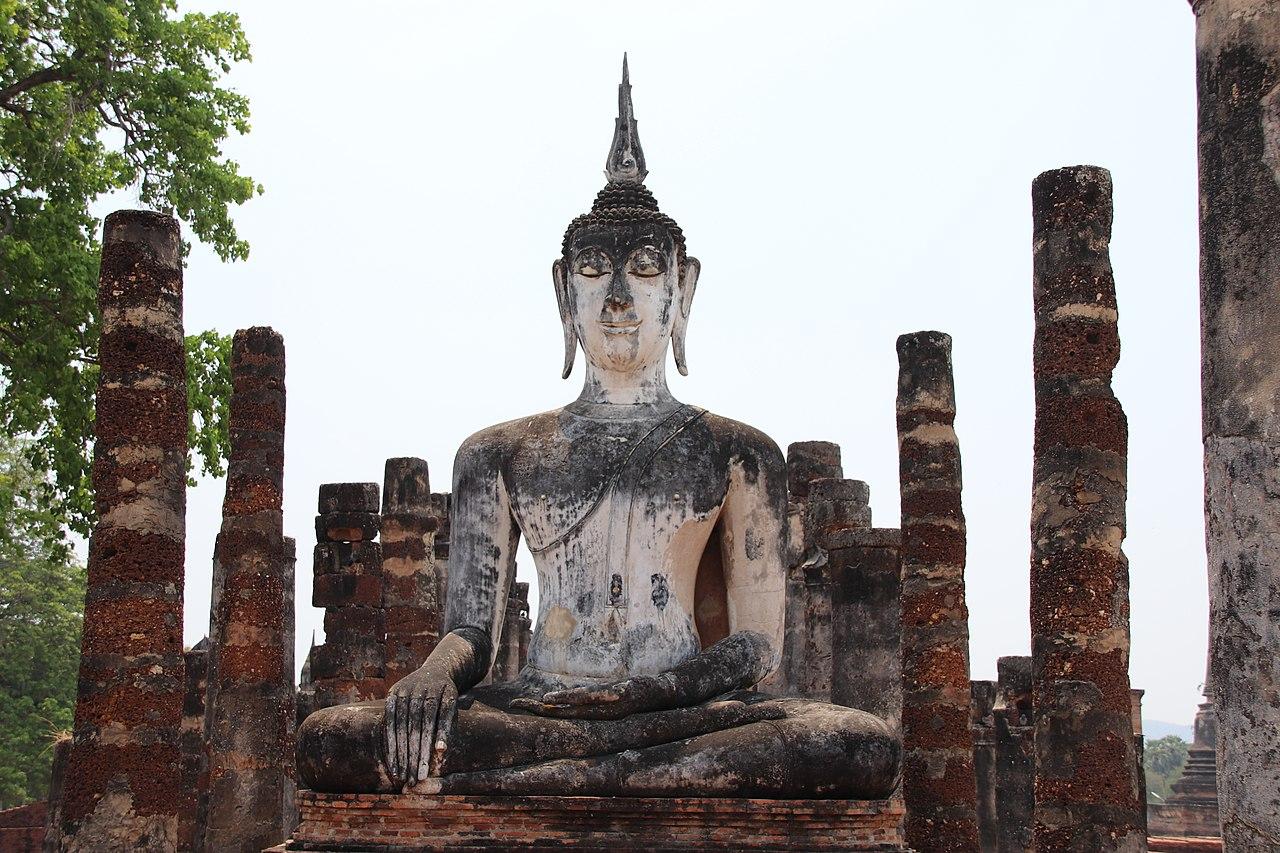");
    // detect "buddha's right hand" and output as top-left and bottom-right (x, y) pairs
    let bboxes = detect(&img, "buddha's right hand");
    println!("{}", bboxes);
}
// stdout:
(384, 629), (489, 787)
(385, 664), (457, 787)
